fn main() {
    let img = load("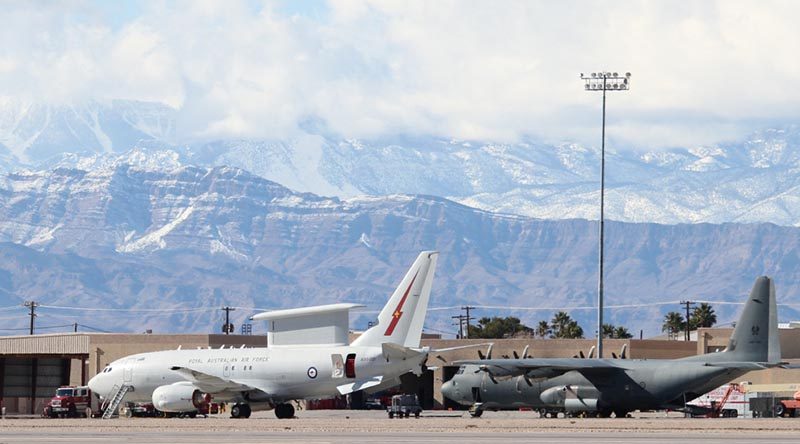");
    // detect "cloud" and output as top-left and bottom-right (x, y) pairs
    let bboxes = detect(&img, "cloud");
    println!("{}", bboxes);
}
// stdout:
(1, 0), (800, 148)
